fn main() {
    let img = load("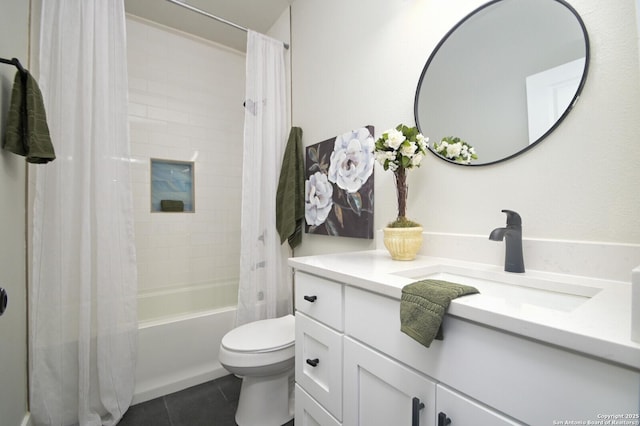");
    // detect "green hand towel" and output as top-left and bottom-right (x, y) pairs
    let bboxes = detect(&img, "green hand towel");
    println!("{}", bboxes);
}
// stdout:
(3, 70), (56, 164)
(400, 279), (479, 347)
(276, 127), (304, 248)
